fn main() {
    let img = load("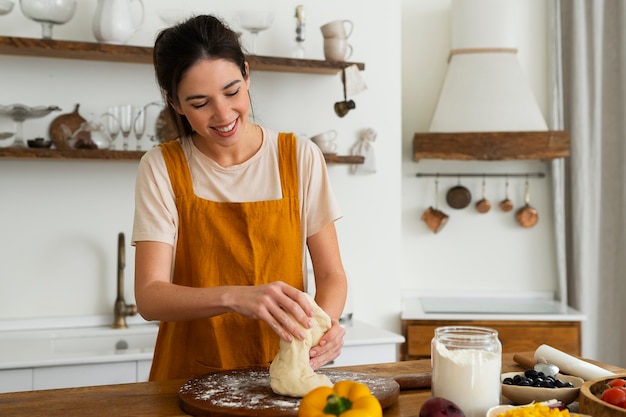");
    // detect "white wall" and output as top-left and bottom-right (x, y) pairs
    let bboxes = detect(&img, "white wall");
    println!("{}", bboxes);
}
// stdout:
(0, 1), (403, 330)
(0, 1), (558, 339)
(400, 1), (557, 297)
